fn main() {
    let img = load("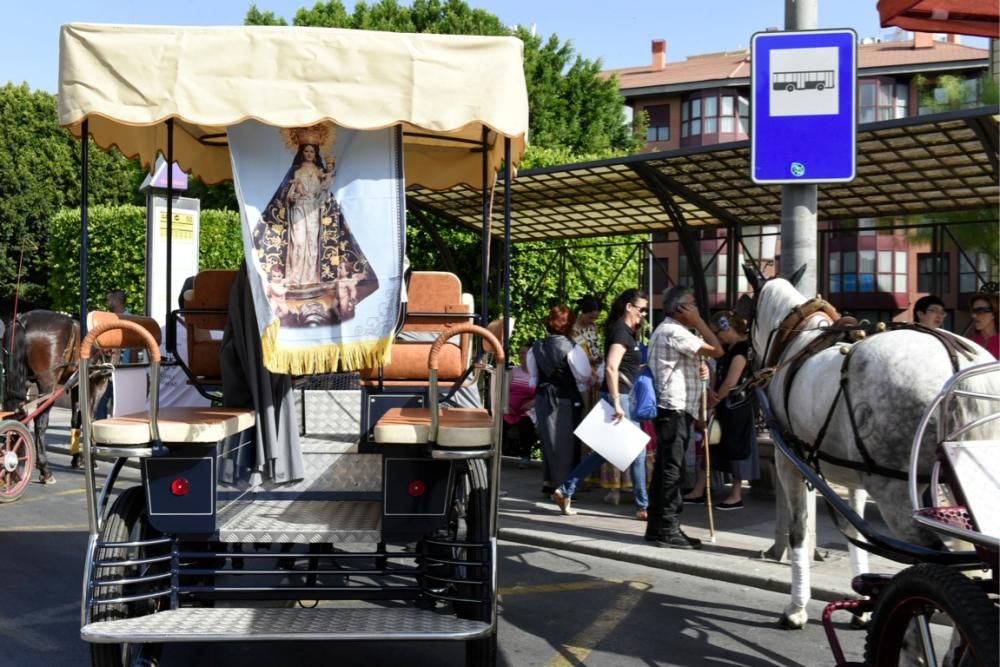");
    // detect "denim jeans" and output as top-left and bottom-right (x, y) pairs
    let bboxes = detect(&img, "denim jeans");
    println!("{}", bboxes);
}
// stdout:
(556, 392), (648, 509)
